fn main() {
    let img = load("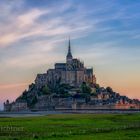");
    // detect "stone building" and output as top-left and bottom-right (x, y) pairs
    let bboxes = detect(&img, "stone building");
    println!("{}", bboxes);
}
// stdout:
(10, 100), (28, 112)
(35, 39), (96, 89)
(4, 100), (28, 112)
(3, 100), (11, 111)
